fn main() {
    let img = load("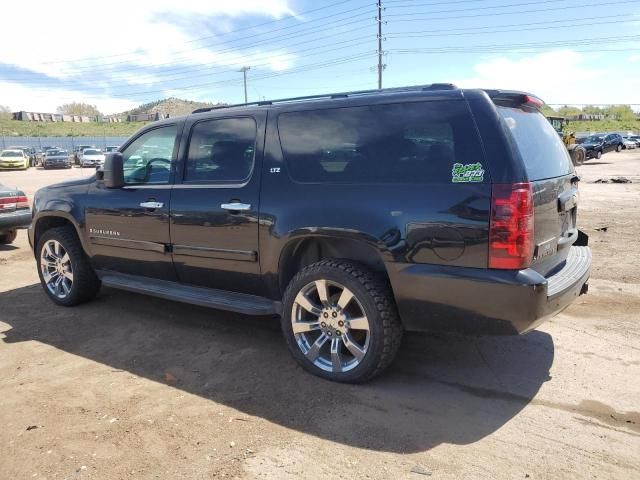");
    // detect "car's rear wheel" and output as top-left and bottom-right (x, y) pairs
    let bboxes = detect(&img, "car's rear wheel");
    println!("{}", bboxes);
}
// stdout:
(282, 260), (403, 383)
(0, 229), (18, 244)
(36, 226), (101, 306)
